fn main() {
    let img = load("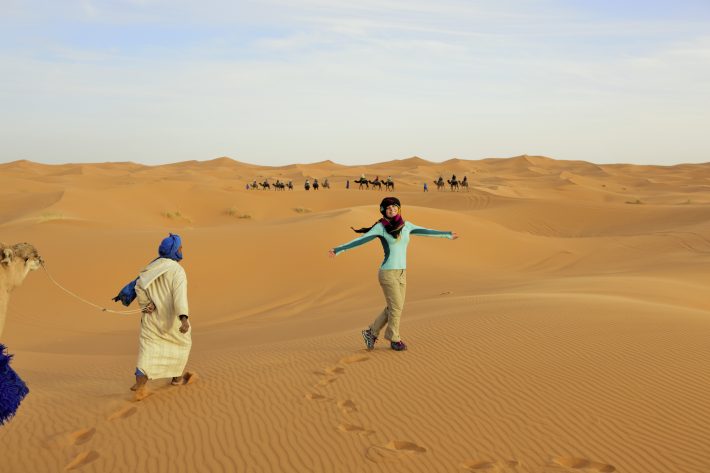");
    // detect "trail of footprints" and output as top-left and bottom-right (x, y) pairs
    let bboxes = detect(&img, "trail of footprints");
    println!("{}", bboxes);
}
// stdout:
(306, 353), (617, 472)
(305, 351), (429, 465)
(459, 457), (616, 472)
(46, 373), (196, 470)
